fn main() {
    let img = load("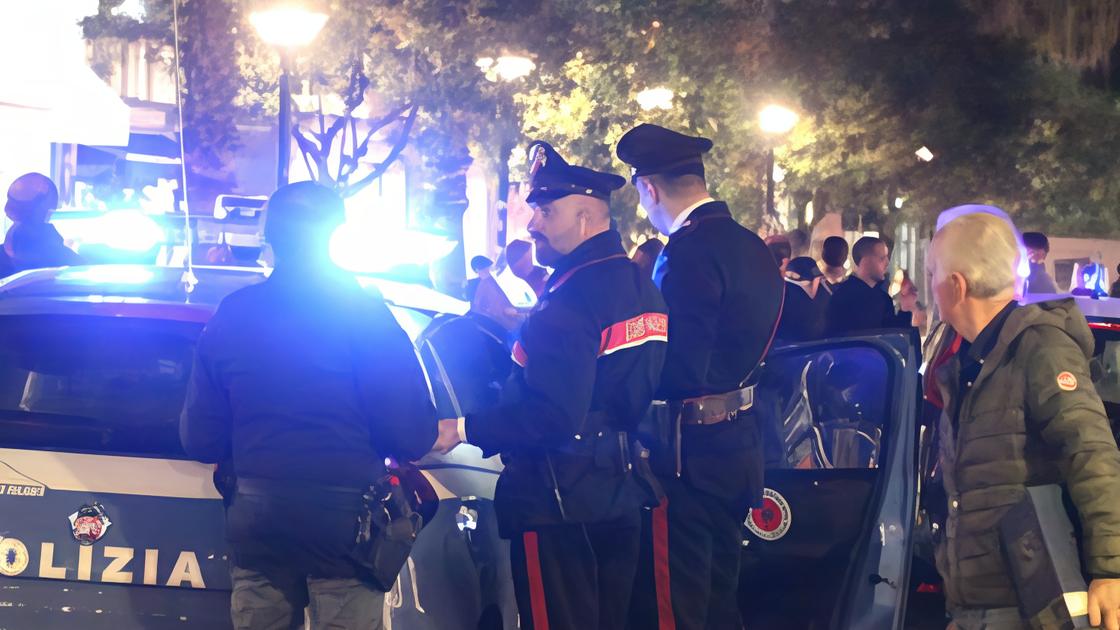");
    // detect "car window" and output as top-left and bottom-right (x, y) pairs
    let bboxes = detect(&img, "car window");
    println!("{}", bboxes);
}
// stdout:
(0, 315), (201, 457)
(759, 345), (891, 470)
(1092, 327), (1120, 431)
